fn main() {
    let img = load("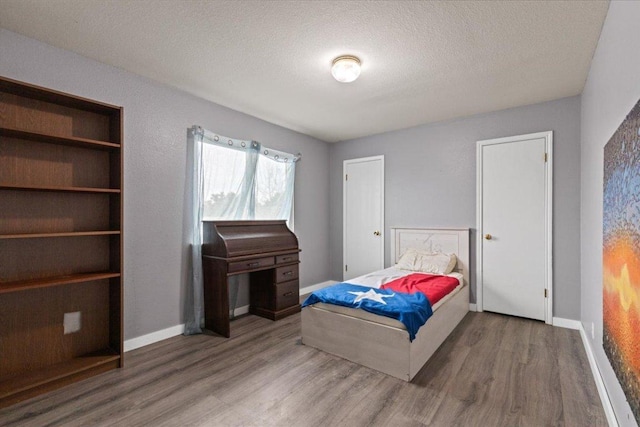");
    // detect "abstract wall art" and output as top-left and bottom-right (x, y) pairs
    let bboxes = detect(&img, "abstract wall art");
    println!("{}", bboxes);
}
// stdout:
(603, 98), (640, 423)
